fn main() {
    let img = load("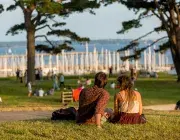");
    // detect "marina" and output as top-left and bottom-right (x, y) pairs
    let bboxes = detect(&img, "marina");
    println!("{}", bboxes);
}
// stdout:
(0, 43), (173, 77)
